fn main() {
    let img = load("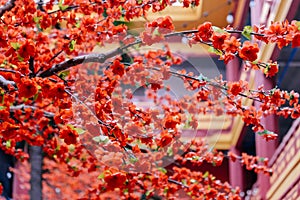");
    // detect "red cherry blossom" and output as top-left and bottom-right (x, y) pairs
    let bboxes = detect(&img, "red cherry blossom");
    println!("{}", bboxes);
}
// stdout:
(238, 41), (259, 62)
